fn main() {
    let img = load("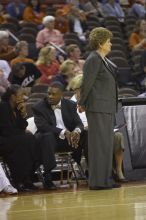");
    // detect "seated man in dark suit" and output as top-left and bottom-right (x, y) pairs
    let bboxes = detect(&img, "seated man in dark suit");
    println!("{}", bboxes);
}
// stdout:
(32, 81), (88, 189)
